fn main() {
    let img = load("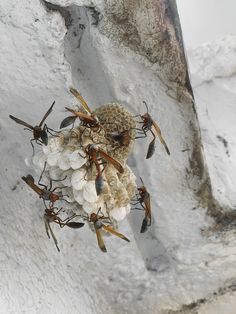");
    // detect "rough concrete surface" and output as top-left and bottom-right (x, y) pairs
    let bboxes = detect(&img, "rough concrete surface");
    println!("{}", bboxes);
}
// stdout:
(1, 1), (236, 313)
